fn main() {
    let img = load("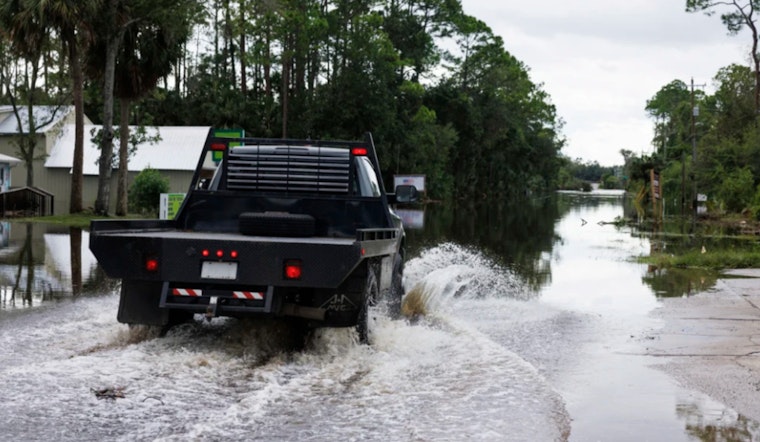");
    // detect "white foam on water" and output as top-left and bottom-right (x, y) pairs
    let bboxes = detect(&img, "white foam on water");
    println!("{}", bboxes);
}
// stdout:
(0, 243), (571, 441)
